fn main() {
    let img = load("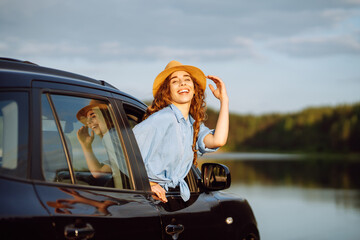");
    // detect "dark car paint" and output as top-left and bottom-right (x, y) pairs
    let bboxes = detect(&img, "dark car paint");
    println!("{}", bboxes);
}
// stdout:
(34, 183), (163, 239)
(0, 58), (259, 240)
(0, 177), (57, 240)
